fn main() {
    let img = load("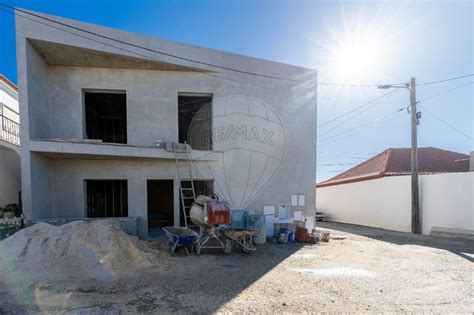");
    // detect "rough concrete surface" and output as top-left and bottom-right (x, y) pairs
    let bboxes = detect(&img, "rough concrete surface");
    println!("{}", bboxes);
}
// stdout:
(0, 222), (472, 314)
